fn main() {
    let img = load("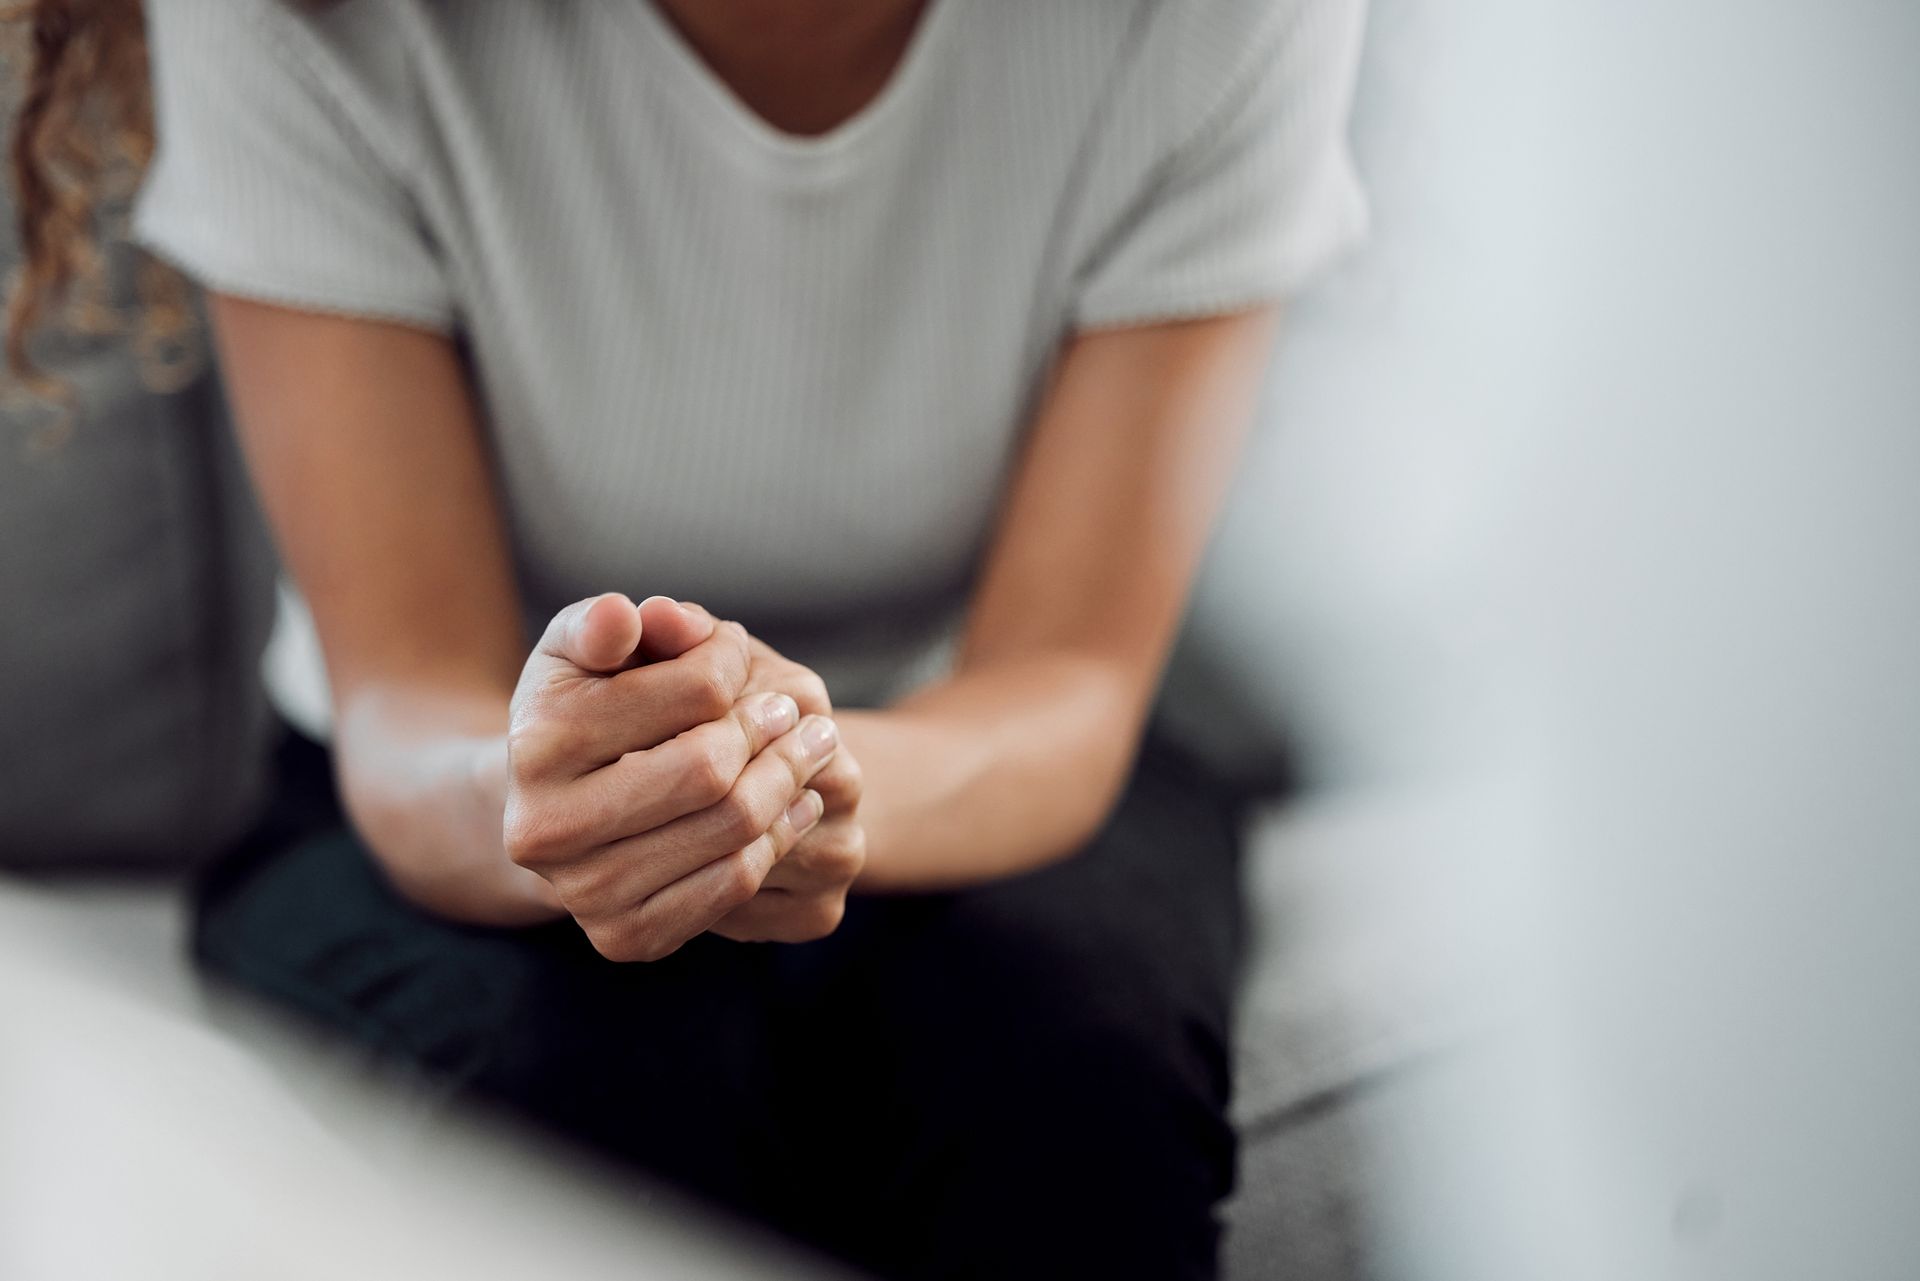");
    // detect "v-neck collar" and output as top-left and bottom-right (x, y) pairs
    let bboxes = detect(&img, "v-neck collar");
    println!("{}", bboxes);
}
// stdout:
(630, 0), (956, 166)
